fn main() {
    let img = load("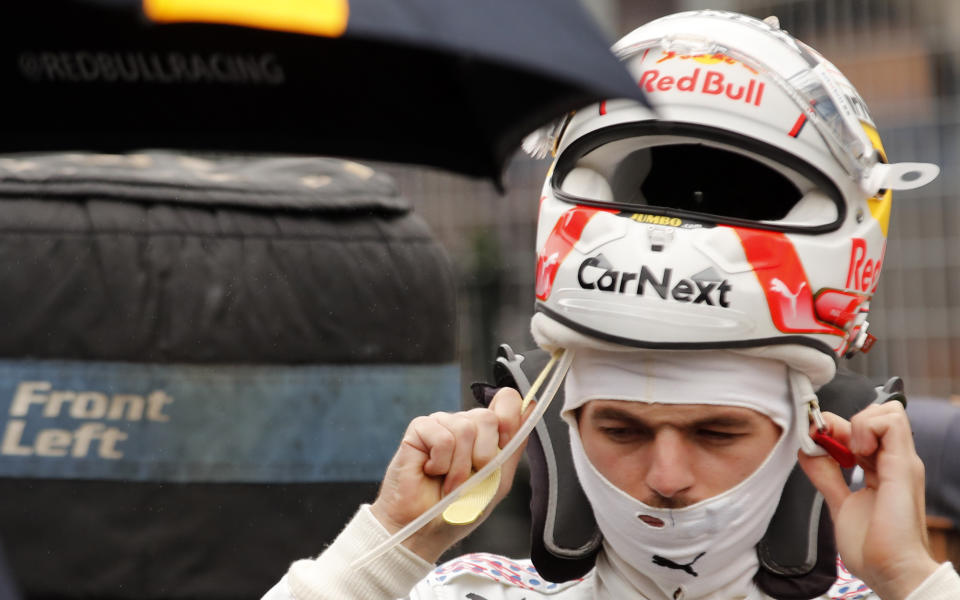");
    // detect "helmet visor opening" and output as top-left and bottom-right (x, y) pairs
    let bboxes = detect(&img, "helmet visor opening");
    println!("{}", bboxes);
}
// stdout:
(630, 144), (801, 221)
(554, 124), (844, 233)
